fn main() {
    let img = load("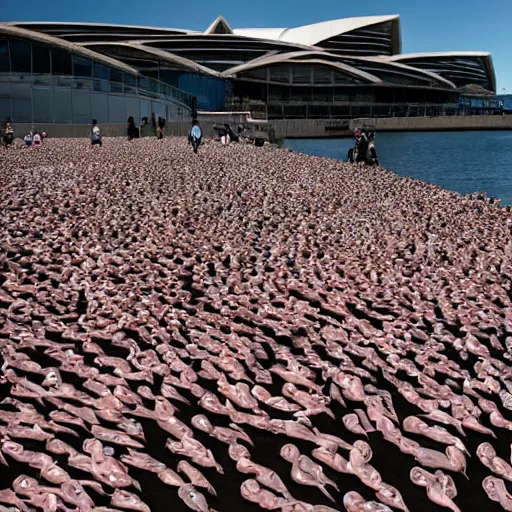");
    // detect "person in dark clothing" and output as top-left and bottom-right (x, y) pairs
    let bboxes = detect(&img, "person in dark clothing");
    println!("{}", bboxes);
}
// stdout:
(156, 117), (165, 140)
(213, 123), (226, 141)
(127, 116), (139, 140)
(3, 118), (14, 147)
(188, 119), (203, 153)
(224, 123), (239, 143)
